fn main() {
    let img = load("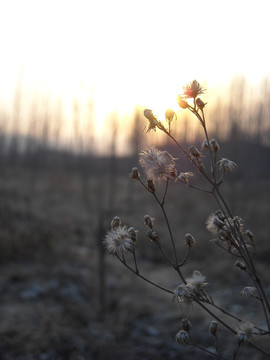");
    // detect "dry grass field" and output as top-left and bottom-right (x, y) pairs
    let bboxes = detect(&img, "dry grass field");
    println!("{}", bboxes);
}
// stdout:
(0, 144), (269, 359)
